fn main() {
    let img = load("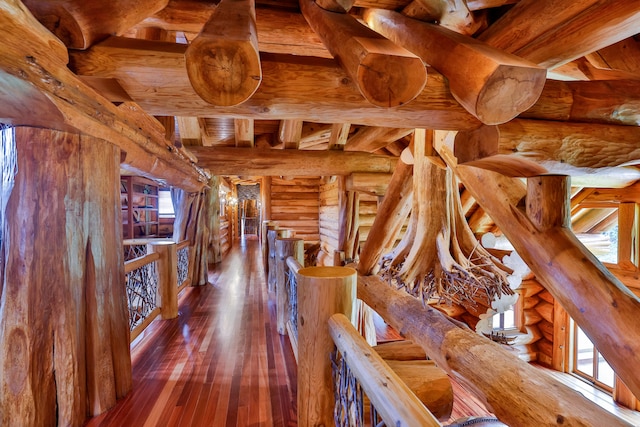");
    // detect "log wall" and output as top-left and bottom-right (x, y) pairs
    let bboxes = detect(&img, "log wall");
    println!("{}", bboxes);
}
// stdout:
(319, 177), (340, 265)
(269, 177), (320, 243)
